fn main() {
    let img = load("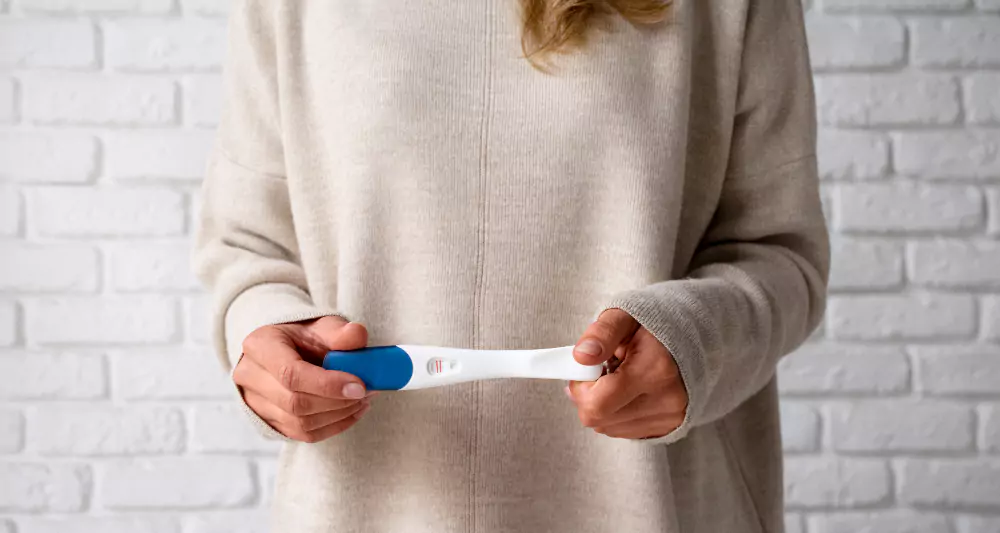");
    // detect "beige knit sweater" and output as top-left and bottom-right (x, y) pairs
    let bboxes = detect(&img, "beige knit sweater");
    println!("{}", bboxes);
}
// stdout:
(192, 0), (829, 531)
